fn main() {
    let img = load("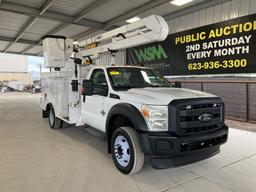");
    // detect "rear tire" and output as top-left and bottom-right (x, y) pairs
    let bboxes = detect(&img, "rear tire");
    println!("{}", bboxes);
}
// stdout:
(48, 106), (63, 129)
(111, 127), (144, 174)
